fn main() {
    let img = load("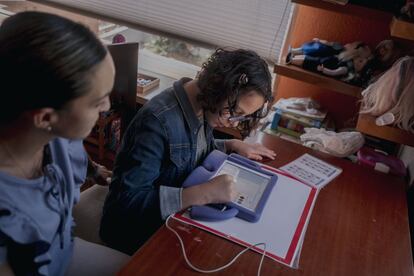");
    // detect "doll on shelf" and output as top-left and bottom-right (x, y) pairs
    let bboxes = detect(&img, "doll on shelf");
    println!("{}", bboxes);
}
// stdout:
(286, 38), (372, 83)
(362, 39), (405, 86)
(371, 40), (403, 72)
